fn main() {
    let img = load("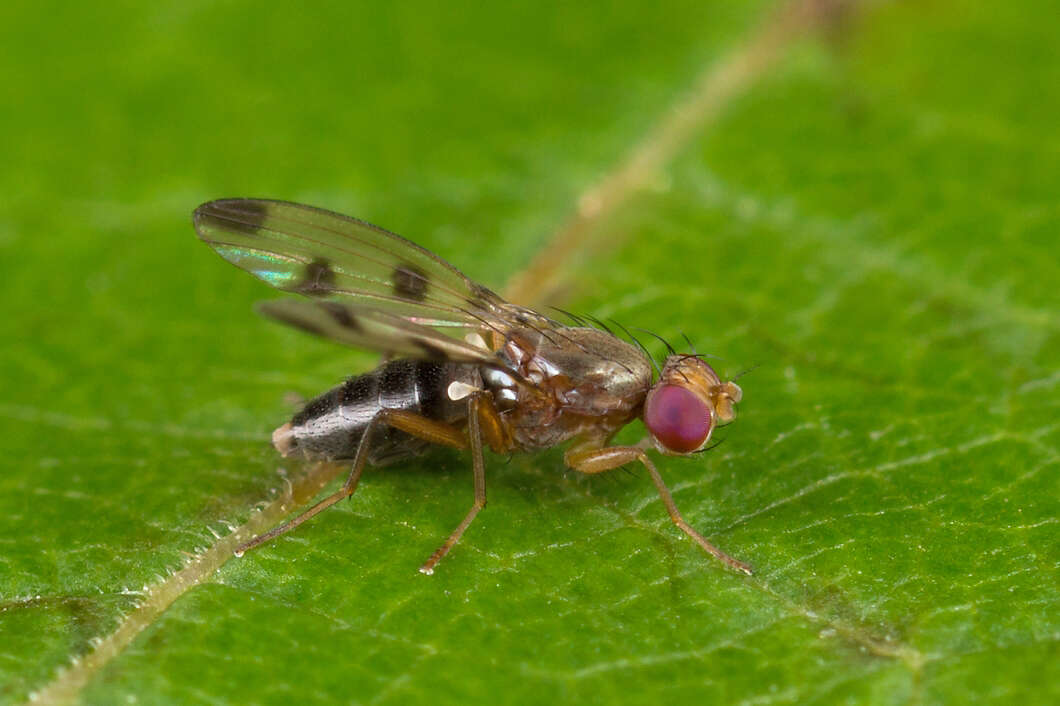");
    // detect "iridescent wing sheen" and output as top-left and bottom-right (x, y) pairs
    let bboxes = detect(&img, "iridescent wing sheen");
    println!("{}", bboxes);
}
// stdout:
(193, 199), (552, 334)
